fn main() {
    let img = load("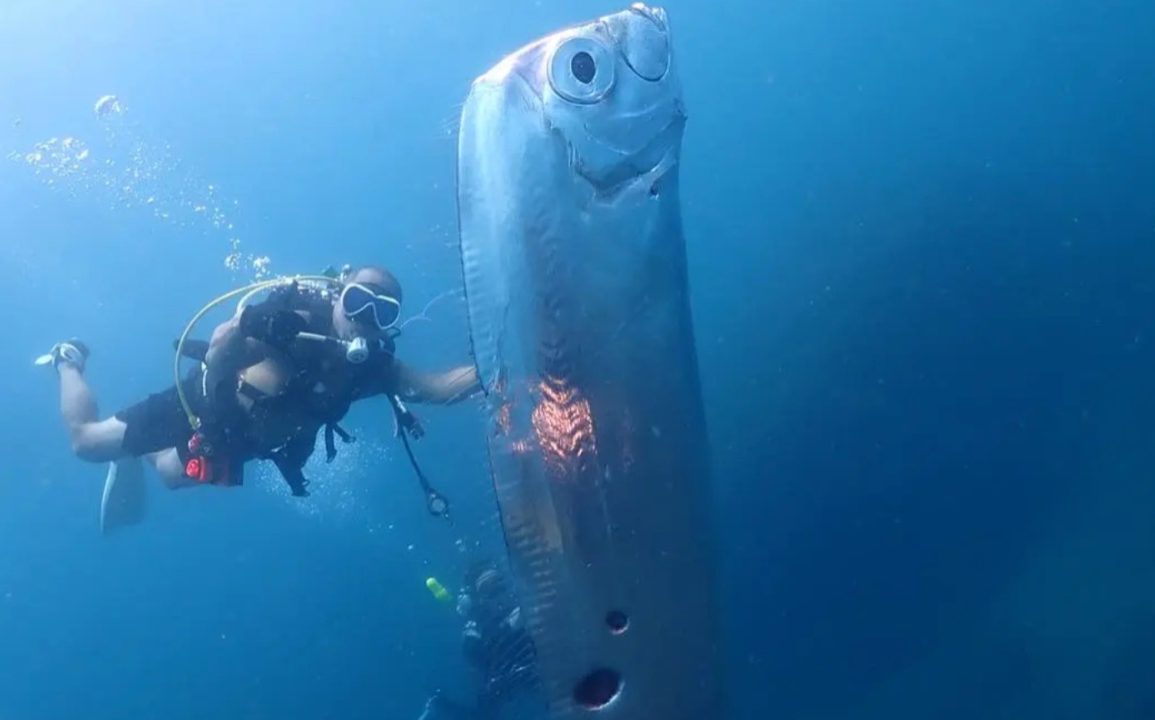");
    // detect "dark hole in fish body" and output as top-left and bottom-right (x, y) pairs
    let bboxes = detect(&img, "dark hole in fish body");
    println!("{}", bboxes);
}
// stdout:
(571, 51), (596, 84)
(574, 668), (623, 709)
(606, 609), (629, 634)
